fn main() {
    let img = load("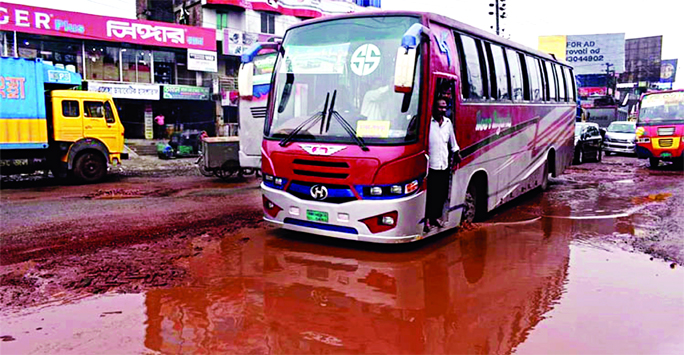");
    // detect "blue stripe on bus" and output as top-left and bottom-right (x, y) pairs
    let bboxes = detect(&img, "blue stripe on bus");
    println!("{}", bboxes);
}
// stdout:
(0, 143), (48, 149)
(284, 218), (359, 235)
(289, 182), (355, 198)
